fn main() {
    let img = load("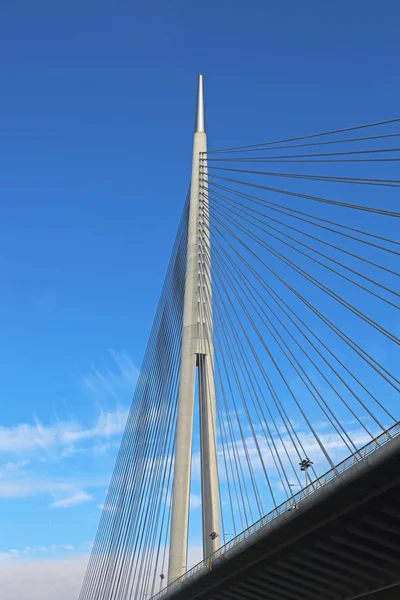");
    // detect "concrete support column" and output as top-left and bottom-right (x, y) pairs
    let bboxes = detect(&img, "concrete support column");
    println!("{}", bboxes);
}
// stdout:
(168, 74), (220, 584)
